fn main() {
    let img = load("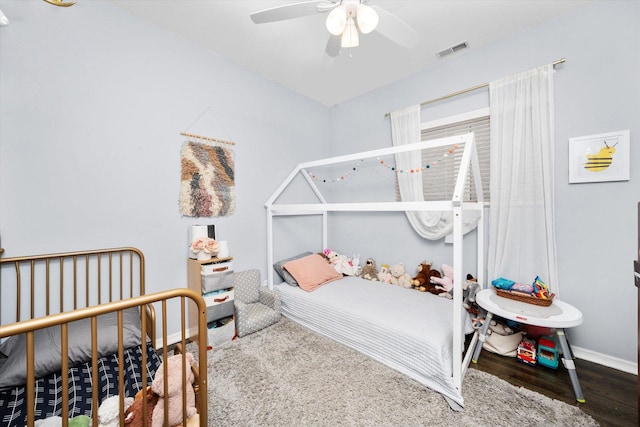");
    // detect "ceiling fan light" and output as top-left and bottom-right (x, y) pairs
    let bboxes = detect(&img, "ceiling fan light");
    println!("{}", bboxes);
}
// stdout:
(356, 4), (378, 34)
(341, 16), (359, 48)
(325, 5), (347, 36)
